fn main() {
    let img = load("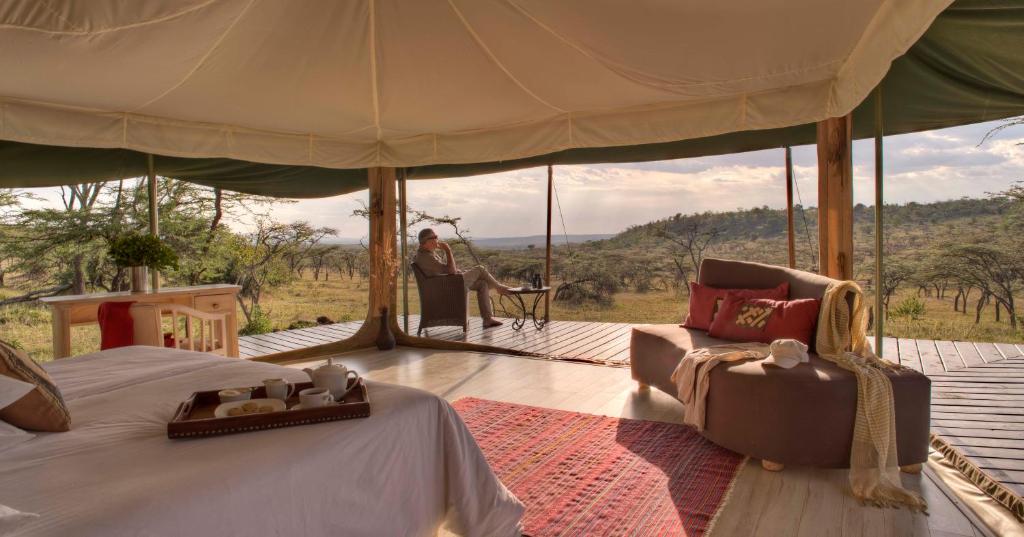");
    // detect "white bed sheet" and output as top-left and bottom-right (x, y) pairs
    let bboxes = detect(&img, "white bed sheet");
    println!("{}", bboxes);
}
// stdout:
(0, 347), (523, 537)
